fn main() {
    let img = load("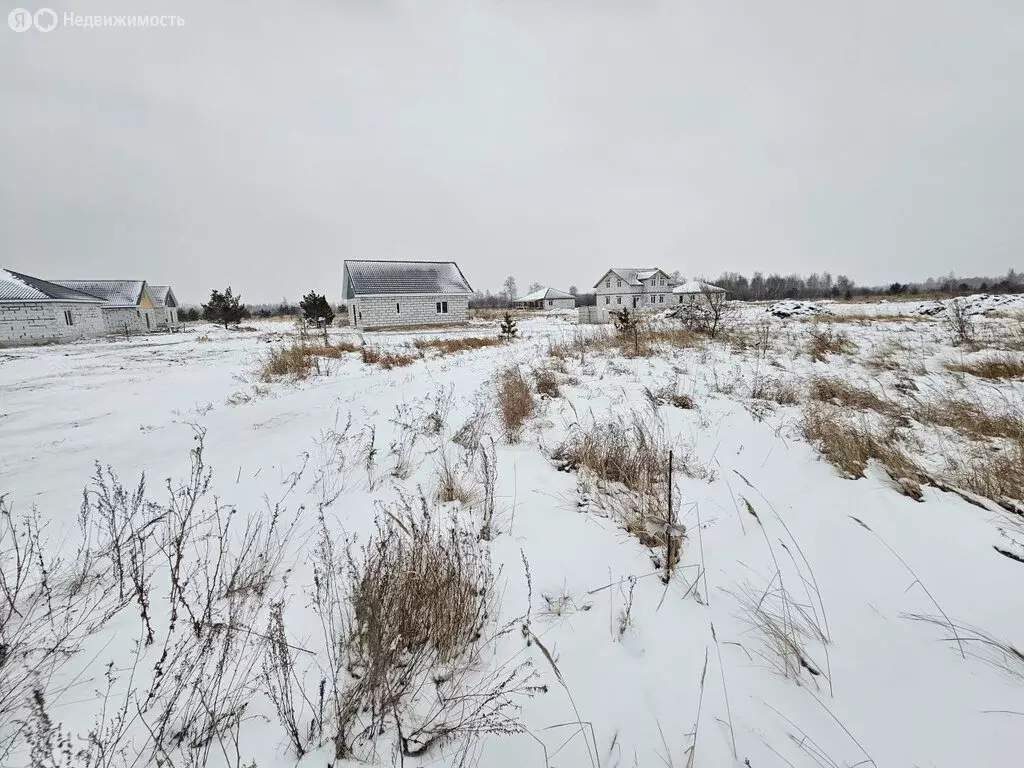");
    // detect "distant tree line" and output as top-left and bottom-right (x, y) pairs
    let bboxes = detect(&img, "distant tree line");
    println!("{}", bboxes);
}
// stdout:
(704, 268), (1022, 301)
